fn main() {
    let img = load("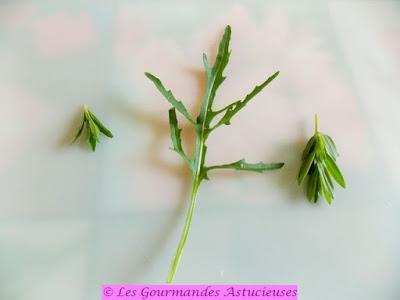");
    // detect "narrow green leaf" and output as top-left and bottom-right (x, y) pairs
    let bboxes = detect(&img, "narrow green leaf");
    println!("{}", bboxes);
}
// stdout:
(87, 117), (100, 142)
(198, 25), (231, 124)
(88, 111), (113, 138)
(72, 116), (86, 143)
(323, 164), (334, 189)
(213, 71), (280, 128)
(297, 151), (315, 185)
(315, 134), (326, 158)
(208, 25), (231, 101)
(240, 71), (280, 106)
(313, 173), (321, 203)
(319, 174), (333, 205)
(72, 105), (113, 152)
(206, 159), (284, 173)
(87, 127), (97, 152)
(302, 136), (316, 159)
(306, 172), (318, 202)
(324, 155), (346, 188)
(168, 108), (184, 153)
(323, 134), (337, 159)
(145, 72), (195, 124)
(317, 162), (334, 204)
(168, 108), (194, 172)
